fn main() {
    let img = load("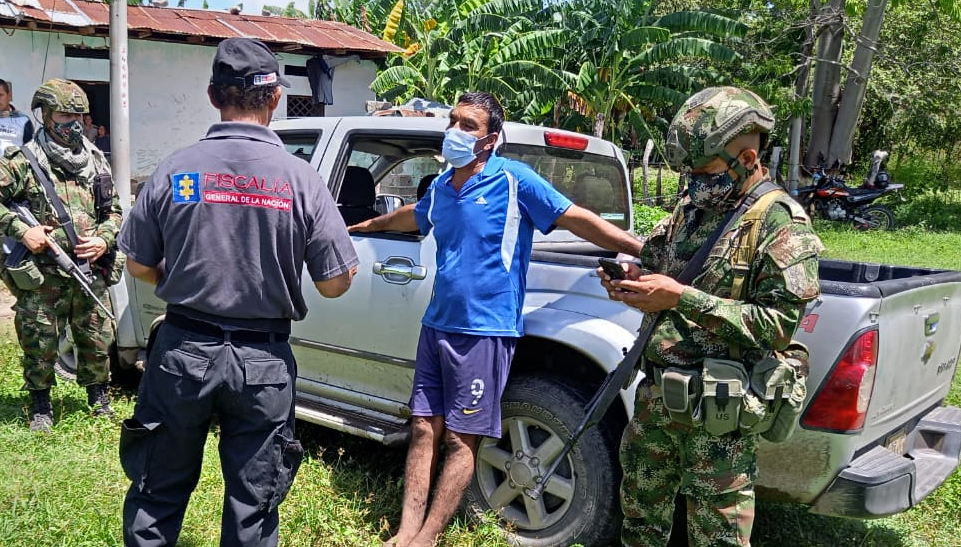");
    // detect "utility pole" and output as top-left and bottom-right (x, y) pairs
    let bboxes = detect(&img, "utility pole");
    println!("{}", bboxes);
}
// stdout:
(109, 0), (131, 212)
